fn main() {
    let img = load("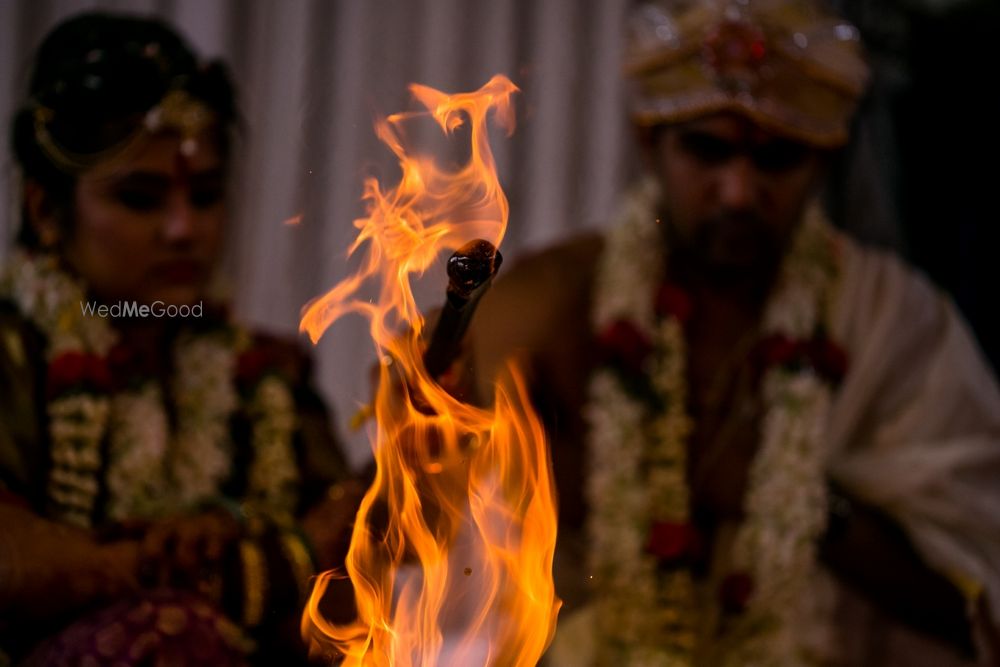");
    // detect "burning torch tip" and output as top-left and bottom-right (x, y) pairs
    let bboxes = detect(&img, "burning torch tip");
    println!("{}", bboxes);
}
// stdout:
(446, 239), (503, 298)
